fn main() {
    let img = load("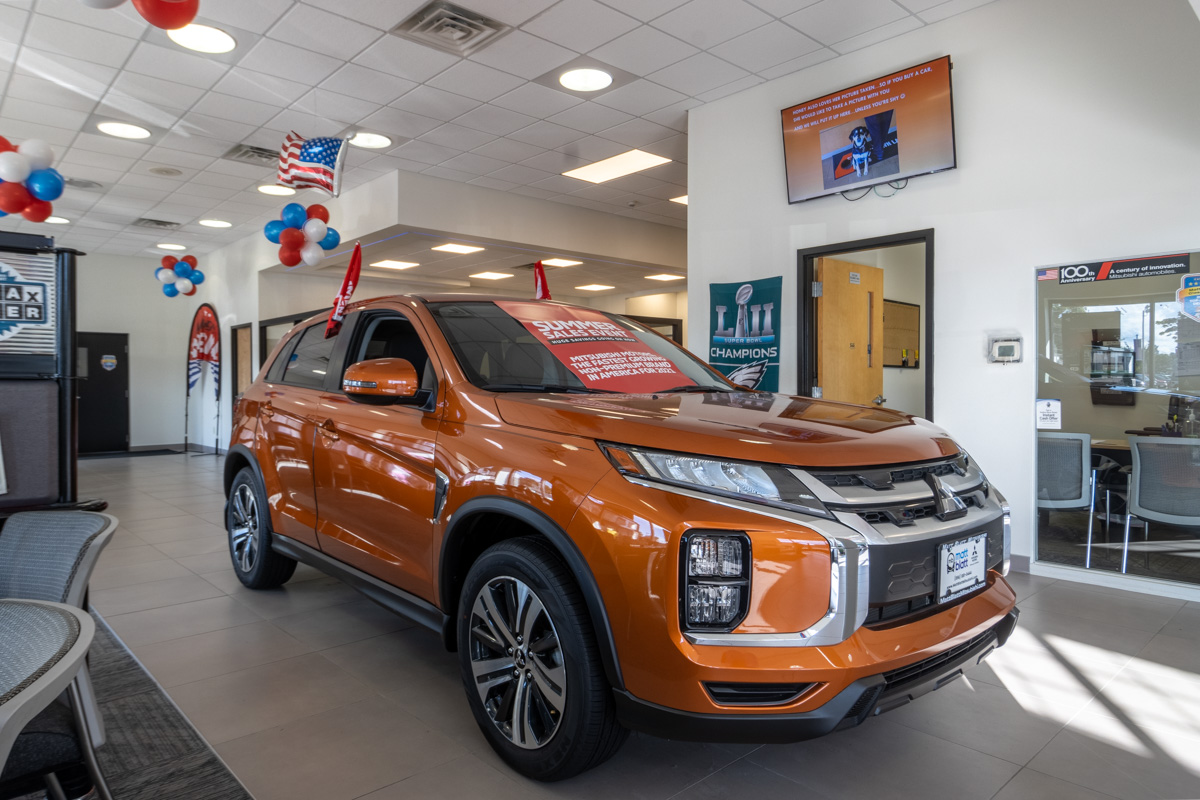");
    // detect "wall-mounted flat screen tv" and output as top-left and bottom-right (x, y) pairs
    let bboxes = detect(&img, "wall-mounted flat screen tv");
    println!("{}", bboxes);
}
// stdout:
(781, 56), (956, 203)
